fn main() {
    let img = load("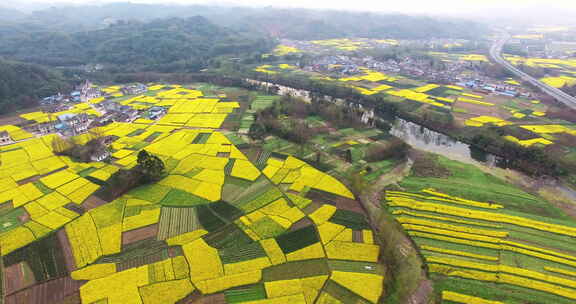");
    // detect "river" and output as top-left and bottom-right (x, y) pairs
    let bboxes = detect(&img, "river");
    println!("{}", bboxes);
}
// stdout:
(248, 79), (507, 167)
(390, 118), (508, 168)
(248, 79), (576, 200)
(247, 79), (312, 102)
